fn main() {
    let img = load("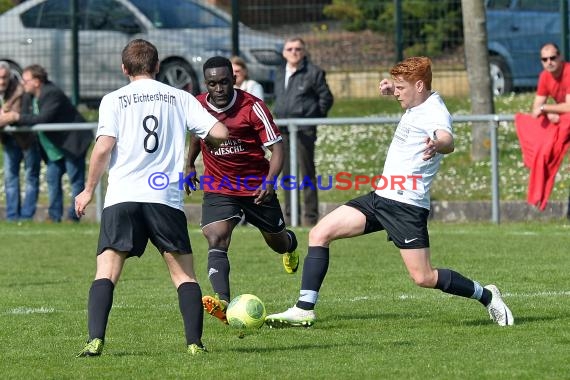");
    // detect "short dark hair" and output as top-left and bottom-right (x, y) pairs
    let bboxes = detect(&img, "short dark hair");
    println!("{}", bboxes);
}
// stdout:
(203, 56), (233, 76)
(121, 39), (159, 77)
(23, 64), (48, 83)
(541, 42), (560, 56)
